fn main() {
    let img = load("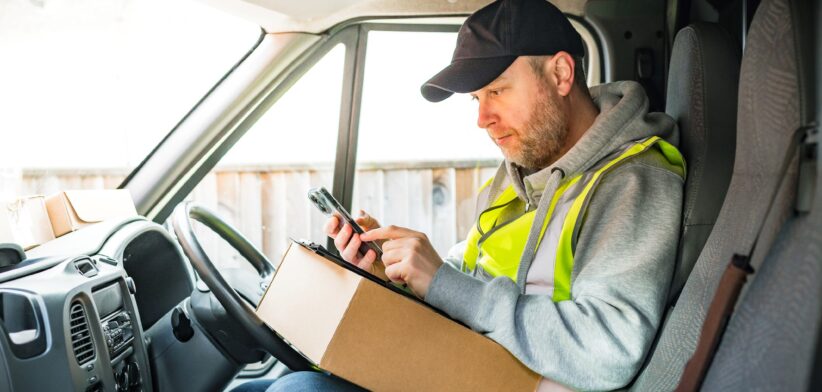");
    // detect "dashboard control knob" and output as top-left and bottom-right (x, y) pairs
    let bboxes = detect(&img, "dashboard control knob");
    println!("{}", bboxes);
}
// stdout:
(126, 361), (142, 388)
(171, 306), (194, 342)
(115, 367), (129, 391)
